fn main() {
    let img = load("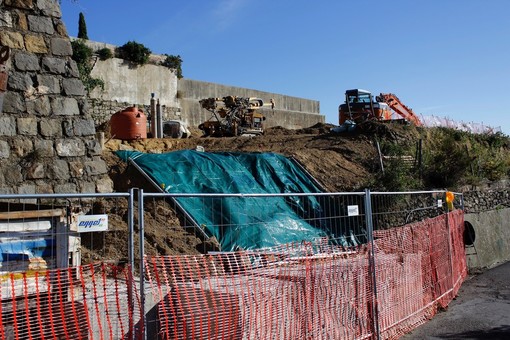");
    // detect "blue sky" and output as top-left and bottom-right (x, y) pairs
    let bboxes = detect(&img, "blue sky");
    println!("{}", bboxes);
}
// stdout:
(60, 0), (510, 135)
